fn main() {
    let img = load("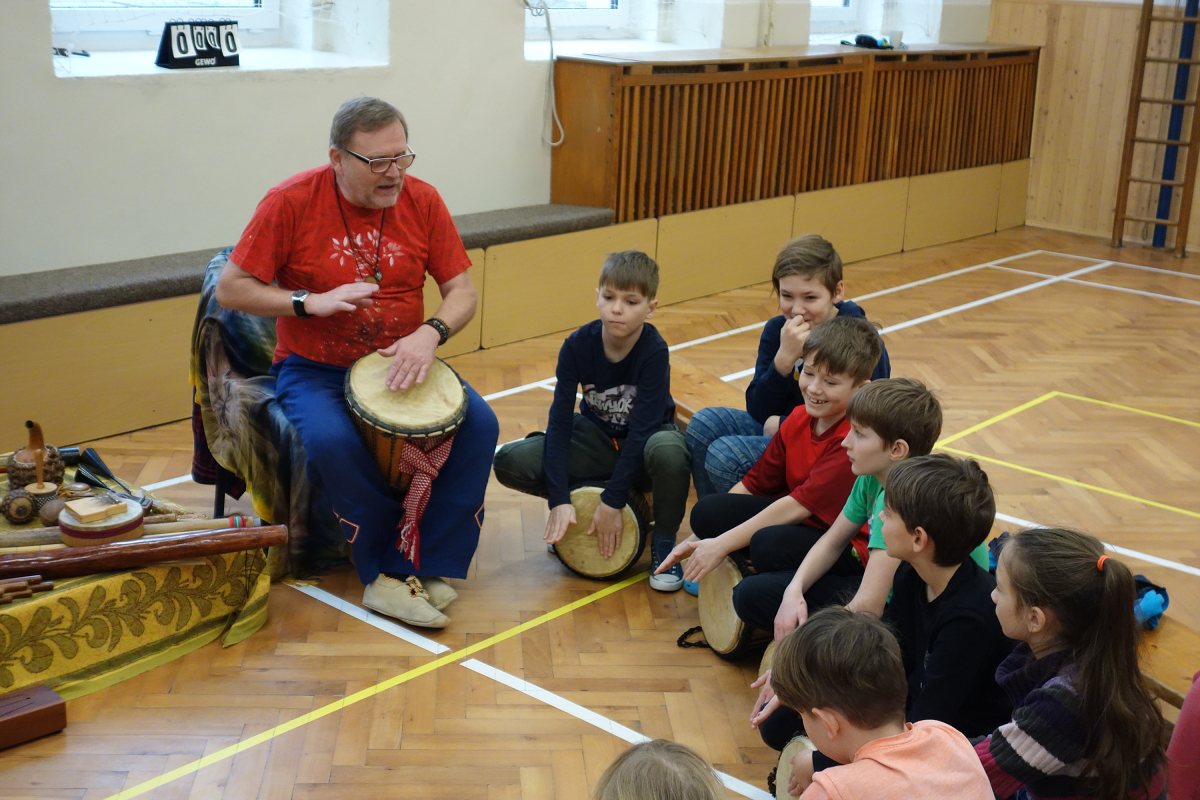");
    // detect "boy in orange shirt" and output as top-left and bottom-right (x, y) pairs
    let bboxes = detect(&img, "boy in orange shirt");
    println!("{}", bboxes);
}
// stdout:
(771, 606), (993, 799)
